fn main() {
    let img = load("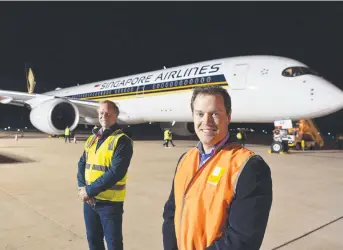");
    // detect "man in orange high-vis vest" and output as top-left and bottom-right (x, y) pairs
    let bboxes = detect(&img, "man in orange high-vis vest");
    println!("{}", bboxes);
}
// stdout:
(162, 86), (273, 250)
